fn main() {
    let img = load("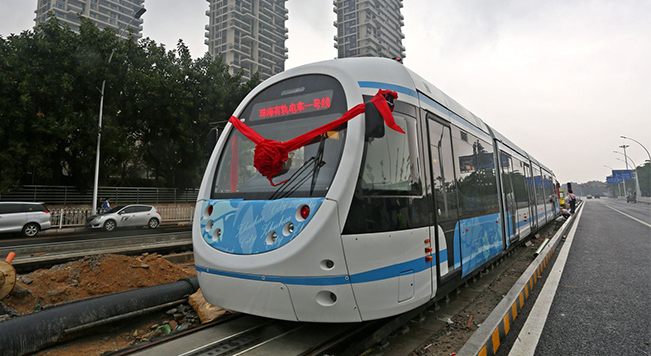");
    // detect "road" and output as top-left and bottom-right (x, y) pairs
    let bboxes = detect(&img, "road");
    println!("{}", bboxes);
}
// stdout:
(0, 223), (191, 249)
(498, 197), (650, 355)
